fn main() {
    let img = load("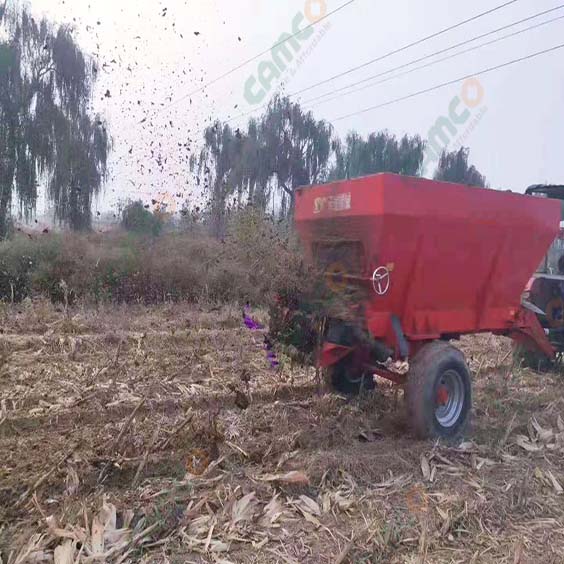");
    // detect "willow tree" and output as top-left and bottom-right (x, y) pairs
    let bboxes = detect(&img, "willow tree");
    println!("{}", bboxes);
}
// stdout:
(329, 131), (426, 180)
(434, 147), (488, 188)
(191, 121), (243, 237)
(260, 95), (332, 211)
(0, 6), (109, 234)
